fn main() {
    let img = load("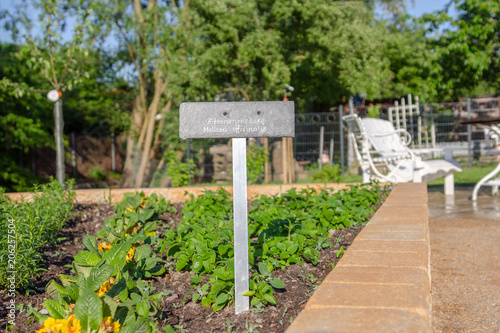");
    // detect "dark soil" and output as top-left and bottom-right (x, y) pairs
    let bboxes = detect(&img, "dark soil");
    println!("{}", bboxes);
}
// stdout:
(0, 202), (363, 333)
